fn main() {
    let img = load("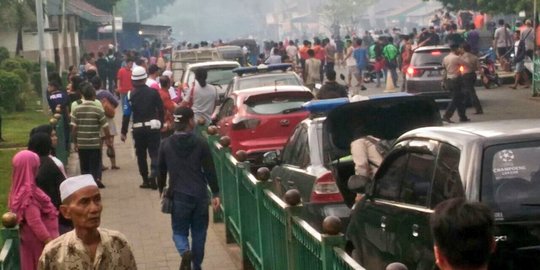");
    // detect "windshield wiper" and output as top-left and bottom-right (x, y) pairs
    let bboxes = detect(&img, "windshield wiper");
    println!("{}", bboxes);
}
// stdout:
(282, 107), (305, 114)
(421, 62), (443, 66)
(520, 203), (540, 206)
